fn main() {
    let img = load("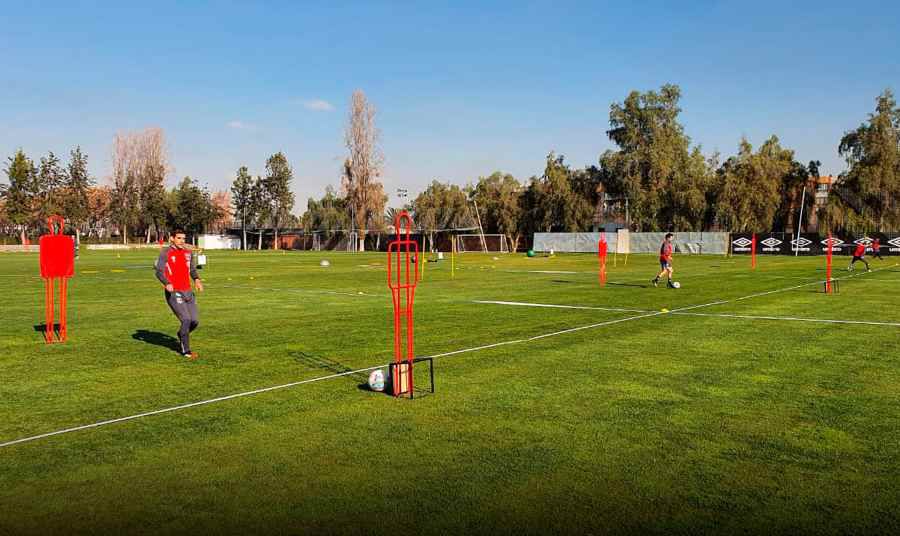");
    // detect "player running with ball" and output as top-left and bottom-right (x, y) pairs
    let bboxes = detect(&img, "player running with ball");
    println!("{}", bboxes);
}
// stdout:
(652, 233), (677, 288)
